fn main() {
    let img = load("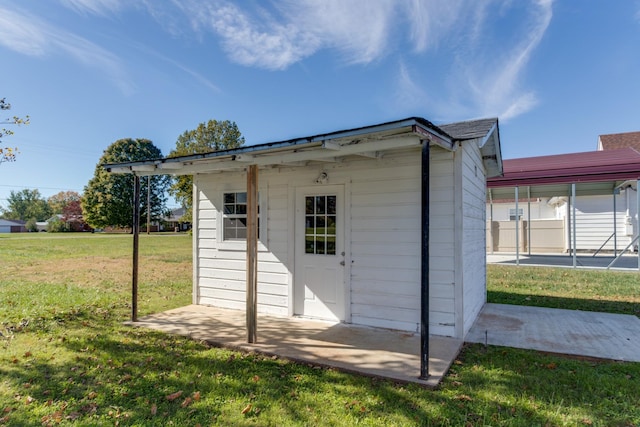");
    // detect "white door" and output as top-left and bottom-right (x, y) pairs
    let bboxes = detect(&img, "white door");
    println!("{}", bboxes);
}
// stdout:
(294, 186), (345, 321)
